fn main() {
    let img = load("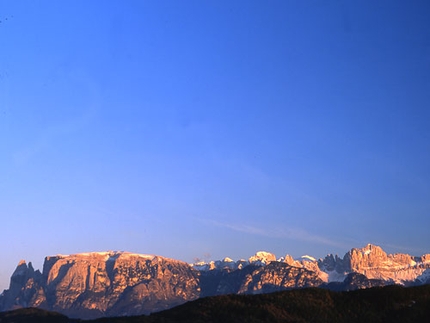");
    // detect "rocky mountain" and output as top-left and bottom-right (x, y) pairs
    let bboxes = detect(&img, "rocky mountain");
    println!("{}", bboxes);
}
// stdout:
(0, 252), (200, 319)
(195, 243), (430, 287)
(0, 244), (429, 319)
(318, 244), (430, 285)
